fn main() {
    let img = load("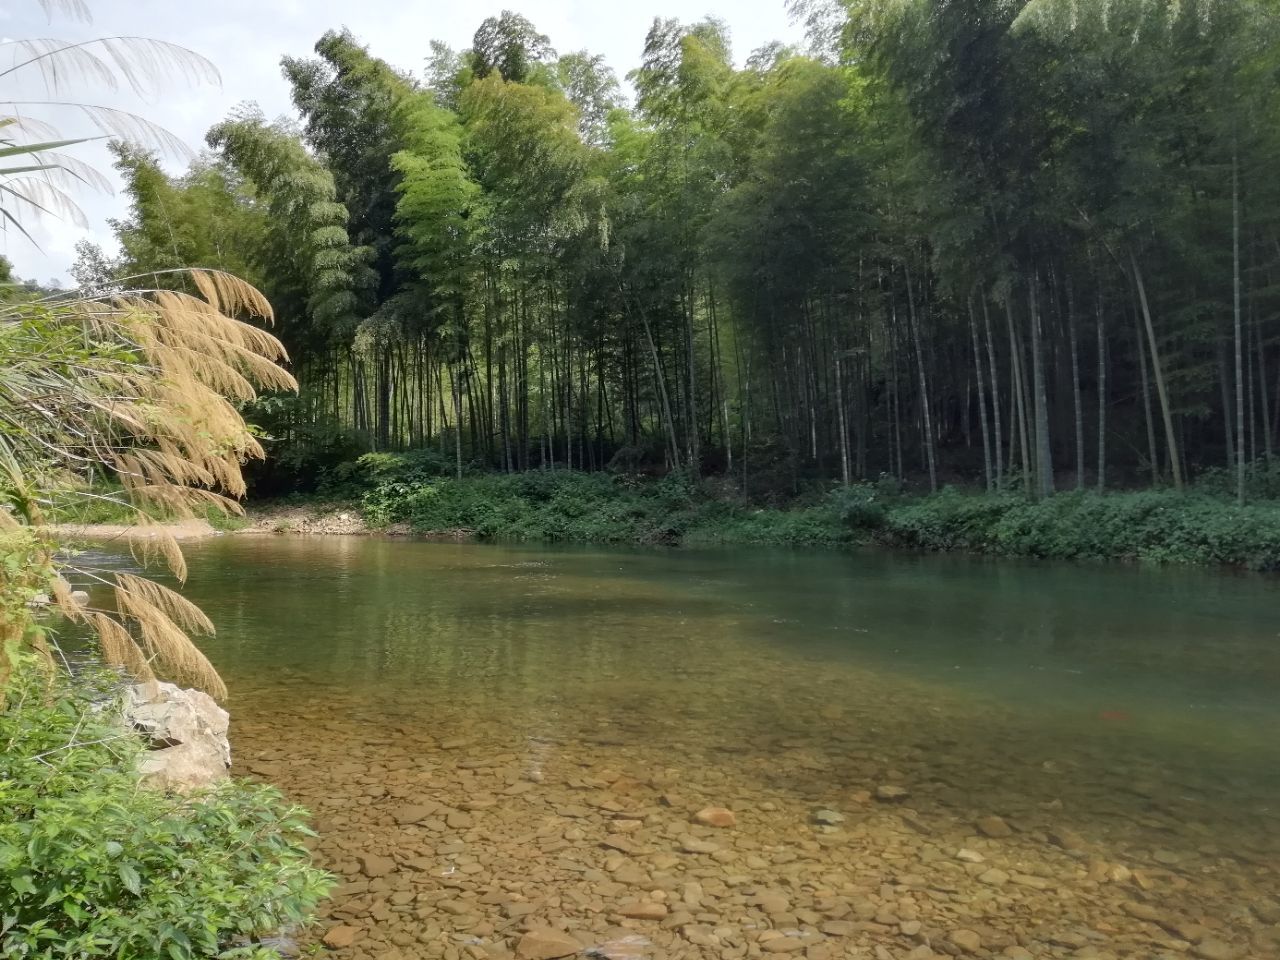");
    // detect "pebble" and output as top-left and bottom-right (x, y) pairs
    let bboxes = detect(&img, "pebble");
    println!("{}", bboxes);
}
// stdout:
(694, 807), (737, 828)
(975, 816), (1014, 838)
(356, 853), (395, 878)
(618, 901), (667, 920)
(757, 893), (791, 915)
(391, 804), (435, 825)
(949, 929), (982, 955)
(1252, 899), (1280, 924)
(321, 925), (359, 949)
(1121, 901), (1165, 923)
(515, 928), (583, 960)
(679, 838), (719, 854)
(1193, 941), (1239, 960)
(875, 785), (910, 803)
(760, 937), (807, 954)
(1047, 828), (1088, 852)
